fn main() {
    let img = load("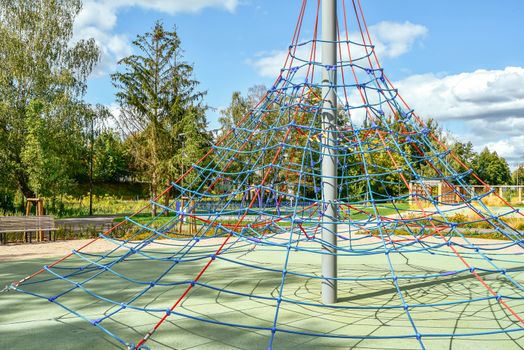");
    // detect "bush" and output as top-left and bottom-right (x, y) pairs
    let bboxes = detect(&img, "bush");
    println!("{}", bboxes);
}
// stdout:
(45, 194), (151, 218)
